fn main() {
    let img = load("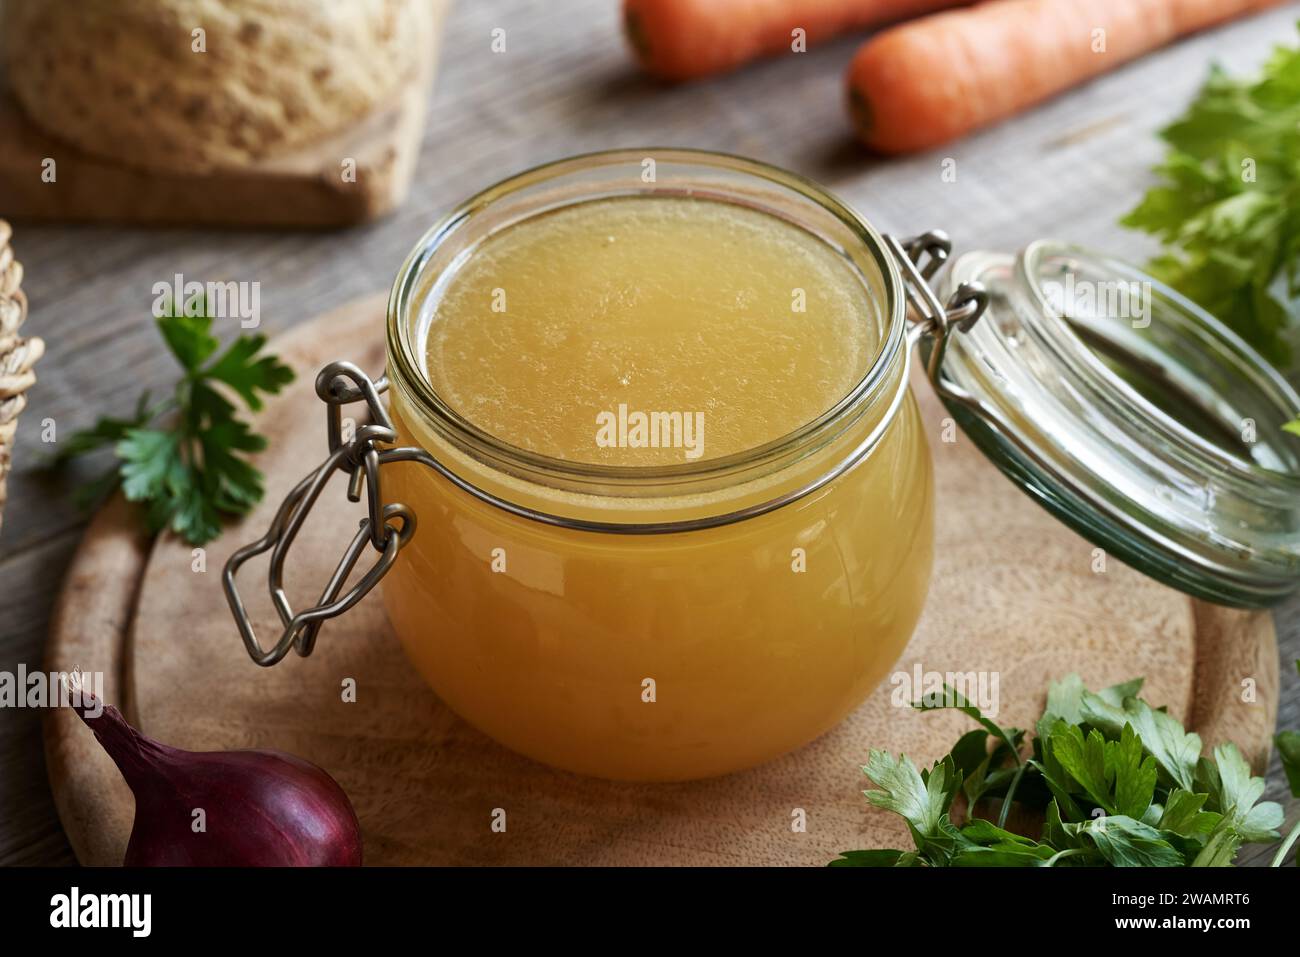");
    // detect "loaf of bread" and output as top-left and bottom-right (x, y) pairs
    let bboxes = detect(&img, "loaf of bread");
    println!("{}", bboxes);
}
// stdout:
(1, 0), (434, 174)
